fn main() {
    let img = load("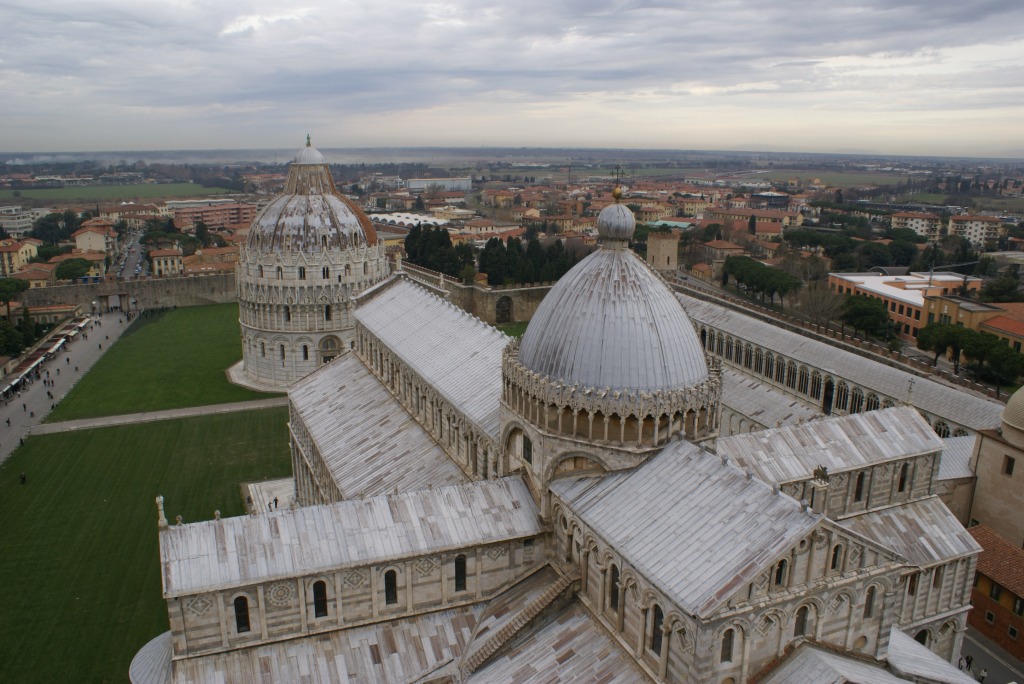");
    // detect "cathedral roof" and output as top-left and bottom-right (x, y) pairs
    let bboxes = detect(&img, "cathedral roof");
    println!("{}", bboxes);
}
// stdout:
(551, 439), (817, 618)
(159, 476), (539, 597)
(245, 137), (377, 254)
(289, 352), (468, 498)
(356, 276), (507, 438)
(517, 202), (708, 392)
(716, 406), (943, 485)
(1002, 384), (1024, 431)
